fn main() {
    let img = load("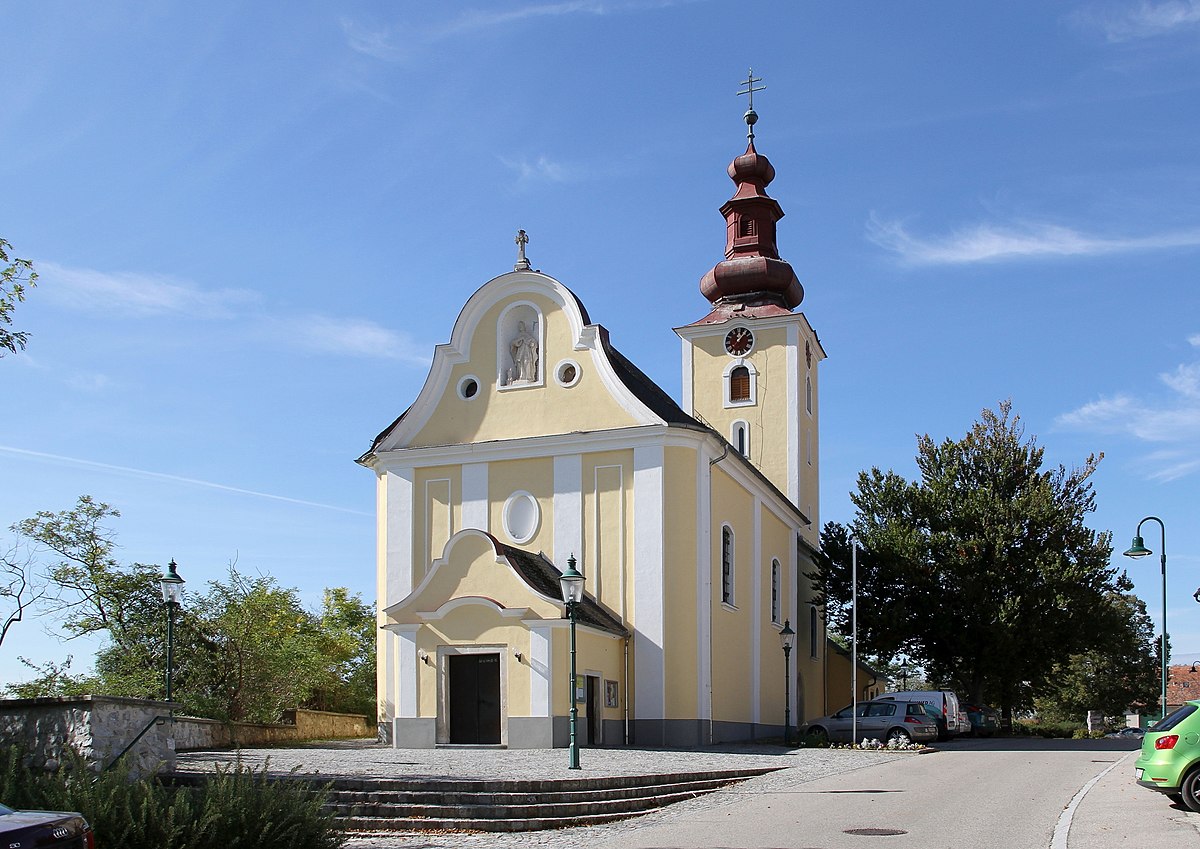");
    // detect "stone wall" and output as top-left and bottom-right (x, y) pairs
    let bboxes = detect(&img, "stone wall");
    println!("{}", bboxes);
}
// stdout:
(0, 695), (177, 776)
(0, 697), (374, 770)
